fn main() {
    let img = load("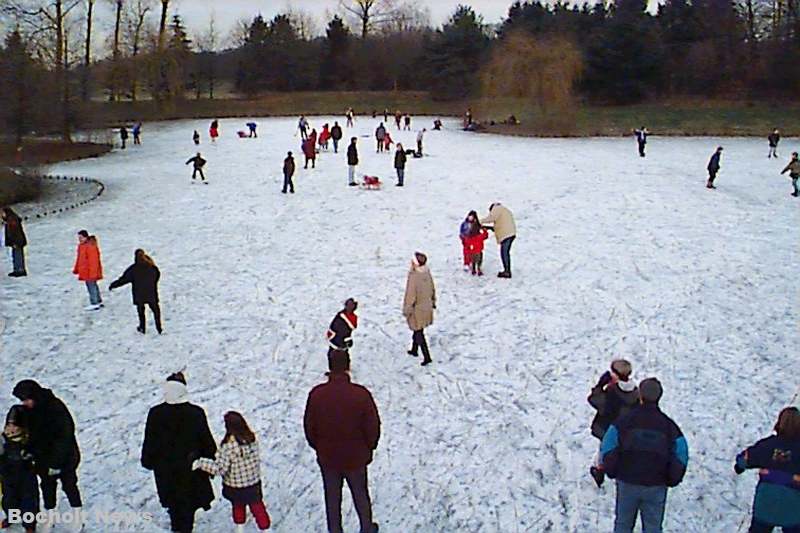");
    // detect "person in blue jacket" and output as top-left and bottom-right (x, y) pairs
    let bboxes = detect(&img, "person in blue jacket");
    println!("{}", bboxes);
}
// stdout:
(735, 407), (800, 533)
(600, 378), (689, 533)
